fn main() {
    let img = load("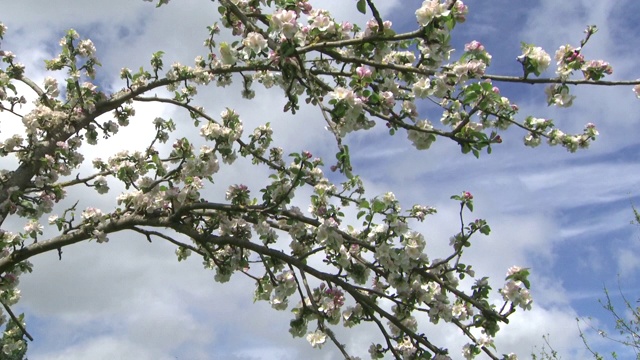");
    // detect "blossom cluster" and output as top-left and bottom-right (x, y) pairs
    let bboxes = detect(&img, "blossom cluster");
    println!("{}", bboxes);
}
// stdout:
(523, 116), (599, 152)
(517, 44), (551, 77)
